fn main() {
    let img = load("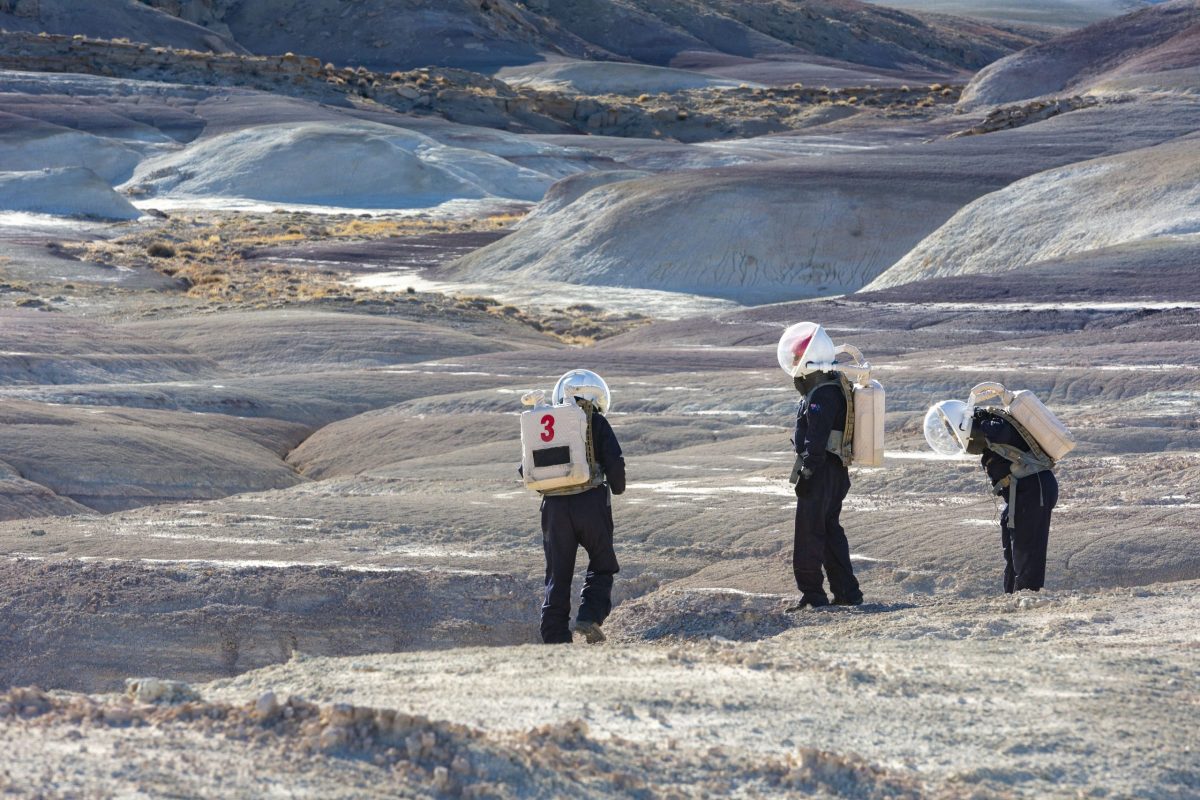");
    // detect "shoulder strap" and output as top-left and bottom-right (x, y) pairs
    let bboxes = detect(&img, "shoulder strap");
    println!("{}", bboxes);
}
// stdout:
(583, 401), (597, 477)
(804, 379), (845, 418)
(838, 373), (854, 460)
